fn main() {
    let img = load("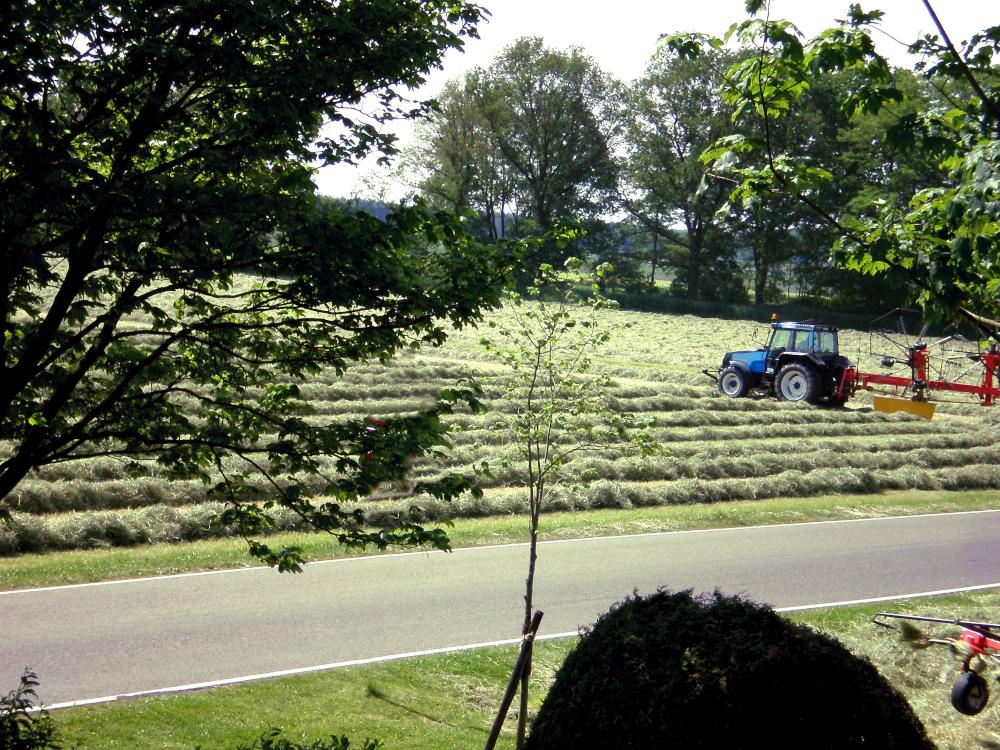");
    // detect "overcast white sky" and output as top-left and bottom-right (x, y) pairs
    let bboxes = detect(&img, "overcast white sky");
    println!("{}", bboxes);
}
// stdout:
(314, 0), (988, 198)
